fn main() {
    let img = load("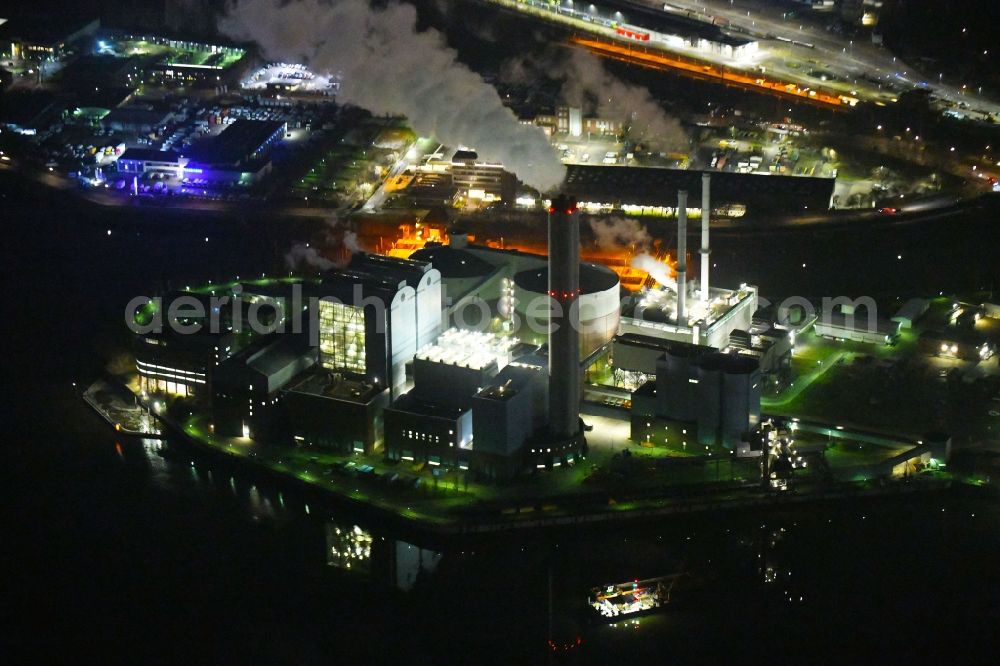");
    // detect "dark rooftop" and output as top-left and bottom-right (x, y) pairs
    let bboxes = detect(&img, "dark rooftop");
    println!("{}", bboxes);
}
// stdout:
(103, 106), (173, 128)
(409, 246), (496, 279)
(0, 15), (98, 47)
(188, 118), (284, 166)
(119, 148), (182, 163)
(476, 364), (543, 402)
(0, 89), (63, 128)
(616, 333), (715, 357)
(389, 392), (468, 420)
(286, 370), (384, 403)
(348, 252), (433, 288)
(514, 262), (620, 294)
(246, 334), (312, 377)
(563, 165), (834, 213)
